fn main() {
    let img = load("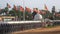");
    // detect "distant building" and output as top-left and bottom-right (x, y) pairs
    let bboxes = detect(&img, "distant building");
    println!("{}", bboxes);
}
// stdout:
(55, 12), (60, 17)
(0, 16), (15, 21)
